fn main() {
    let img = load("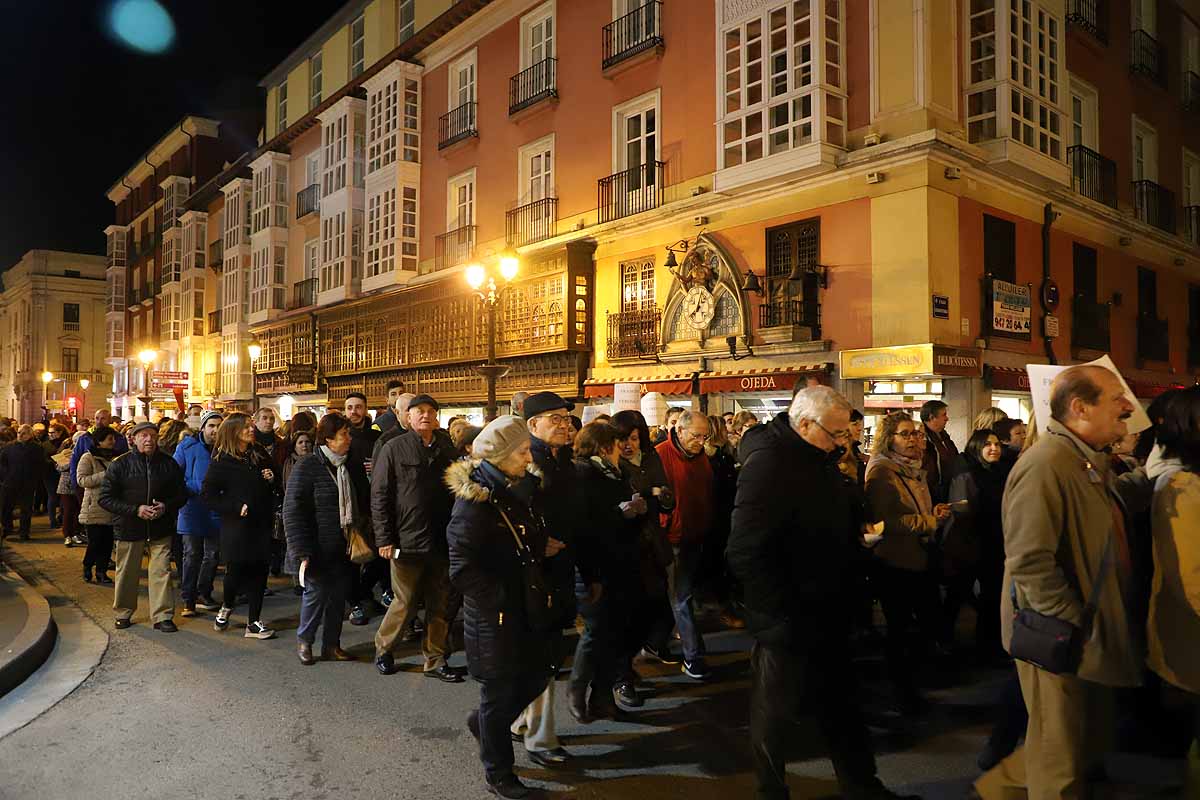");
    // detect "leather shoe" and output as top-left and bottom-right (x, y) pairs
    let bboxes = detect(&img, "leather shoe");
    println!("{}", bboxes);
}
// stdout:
(527, 747), (571, 768)
(297, 642), (316, 666)
(510, 731), (524, 743)
(485, 774), (531, 799)
(153, 620), (178, 633)
(322, 646), (355, 661)
(114, 618), (132, 629)
(376, 653), (396, 675)
(614, 682), (644, 708)
(425, 663), (465, 683)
